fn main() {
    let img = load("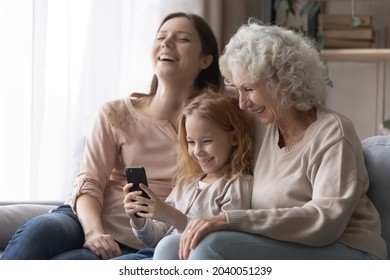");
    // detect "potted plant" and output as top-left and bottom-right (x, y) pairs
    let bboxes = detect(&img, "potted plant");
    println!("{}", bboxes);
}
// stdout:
(274, 0), (365, 50)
